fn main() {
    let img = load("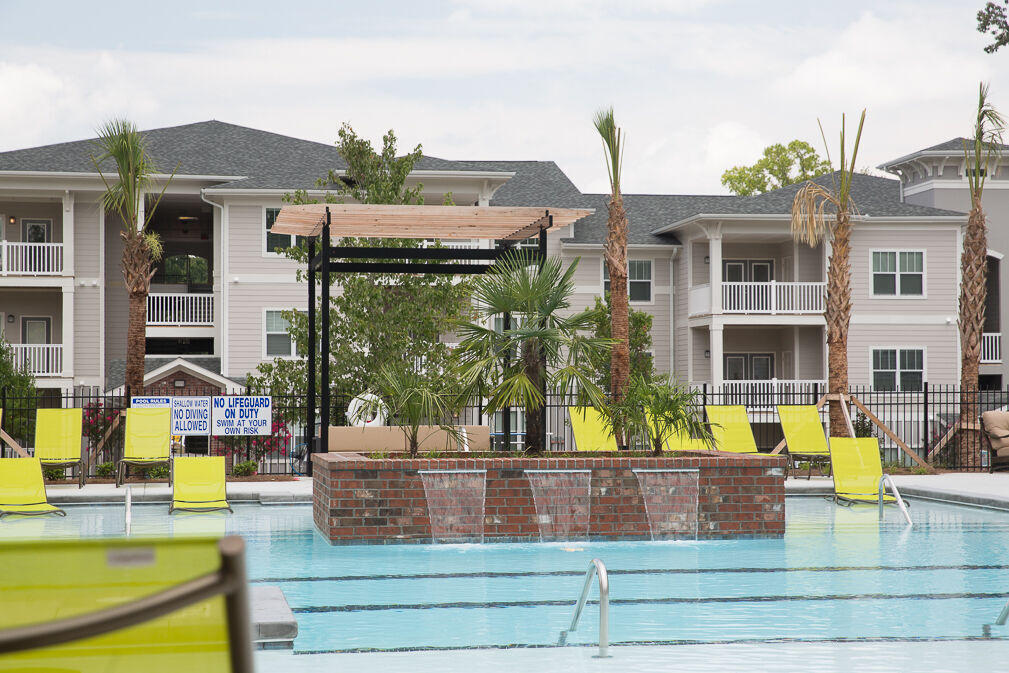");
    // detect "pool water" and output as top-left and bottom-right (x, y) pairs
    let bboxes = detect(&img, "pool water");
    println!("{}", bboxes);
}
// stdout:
(4, 497), (1009, 671)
